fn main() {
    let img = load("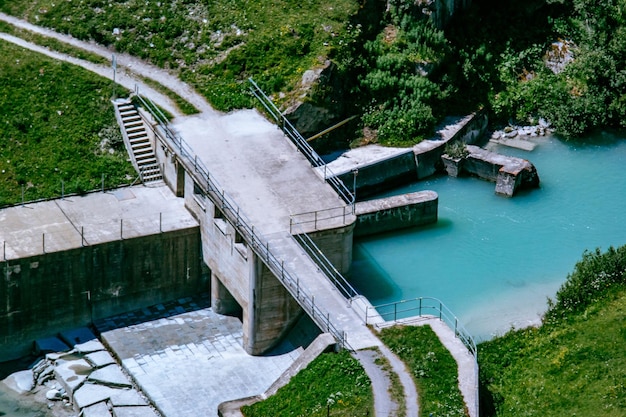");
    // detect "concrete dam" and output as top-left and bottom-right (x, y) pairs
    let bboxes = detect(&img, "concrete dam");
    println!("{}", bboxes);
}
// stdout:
(1, 92), (438, 359)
